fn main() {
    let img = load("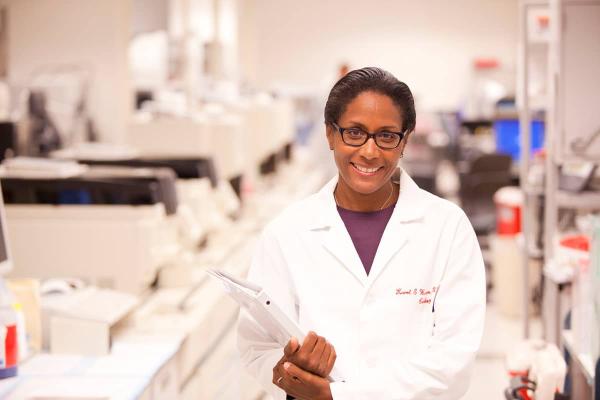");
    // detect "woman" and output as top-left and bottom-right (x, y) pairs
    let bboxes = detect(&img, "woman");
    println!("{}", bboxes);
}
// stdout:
(238, 67), (486, 400)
